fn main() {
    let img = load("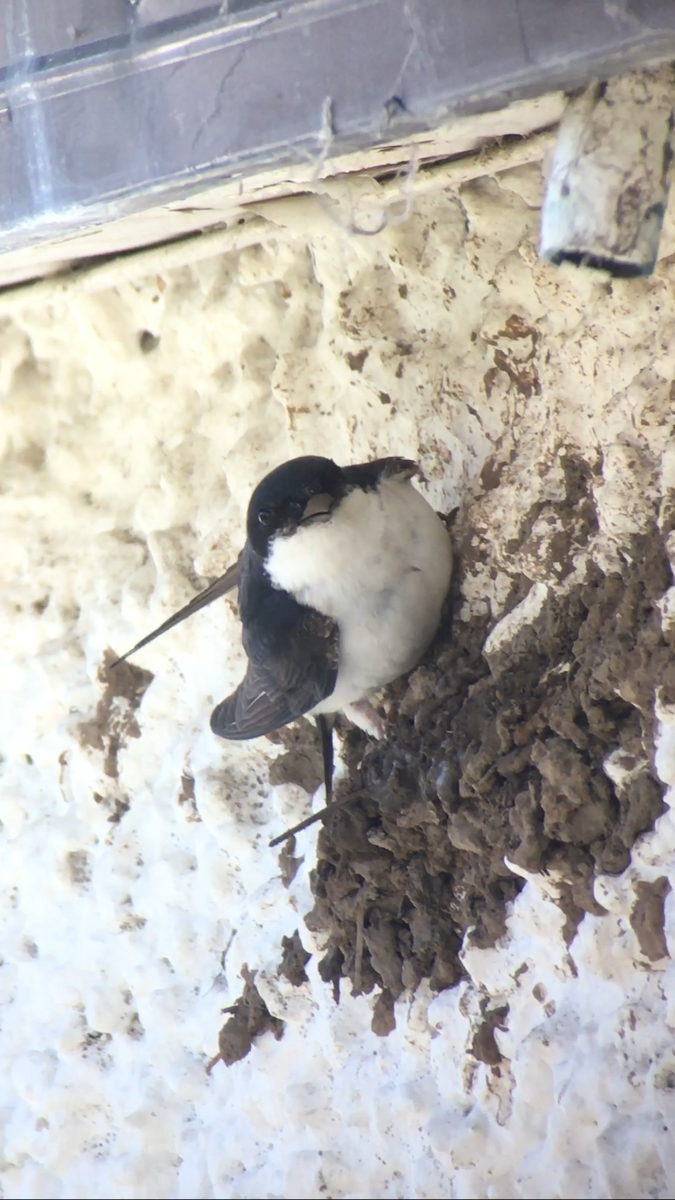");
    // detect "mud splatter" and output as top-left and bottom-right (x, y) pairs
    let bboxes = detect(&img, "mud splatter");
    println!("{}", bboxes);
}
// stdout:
(630, 877), (671, 961)
(471, 1003), (509, 1065)
(207, 966), (284, 1072)
(267, 718), (325, 795)
(277, 834), (304, 889)
(279, 931), (311, 987)
(77, 650), (153, 780)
